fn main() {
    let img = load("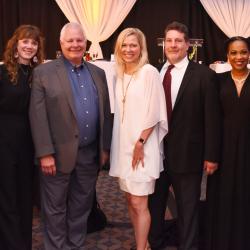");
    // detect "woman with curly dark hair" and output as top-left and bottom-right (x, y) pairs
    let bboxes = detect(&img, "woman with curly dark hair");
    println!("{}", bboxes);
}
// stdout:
(0, 24), (44, 250)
